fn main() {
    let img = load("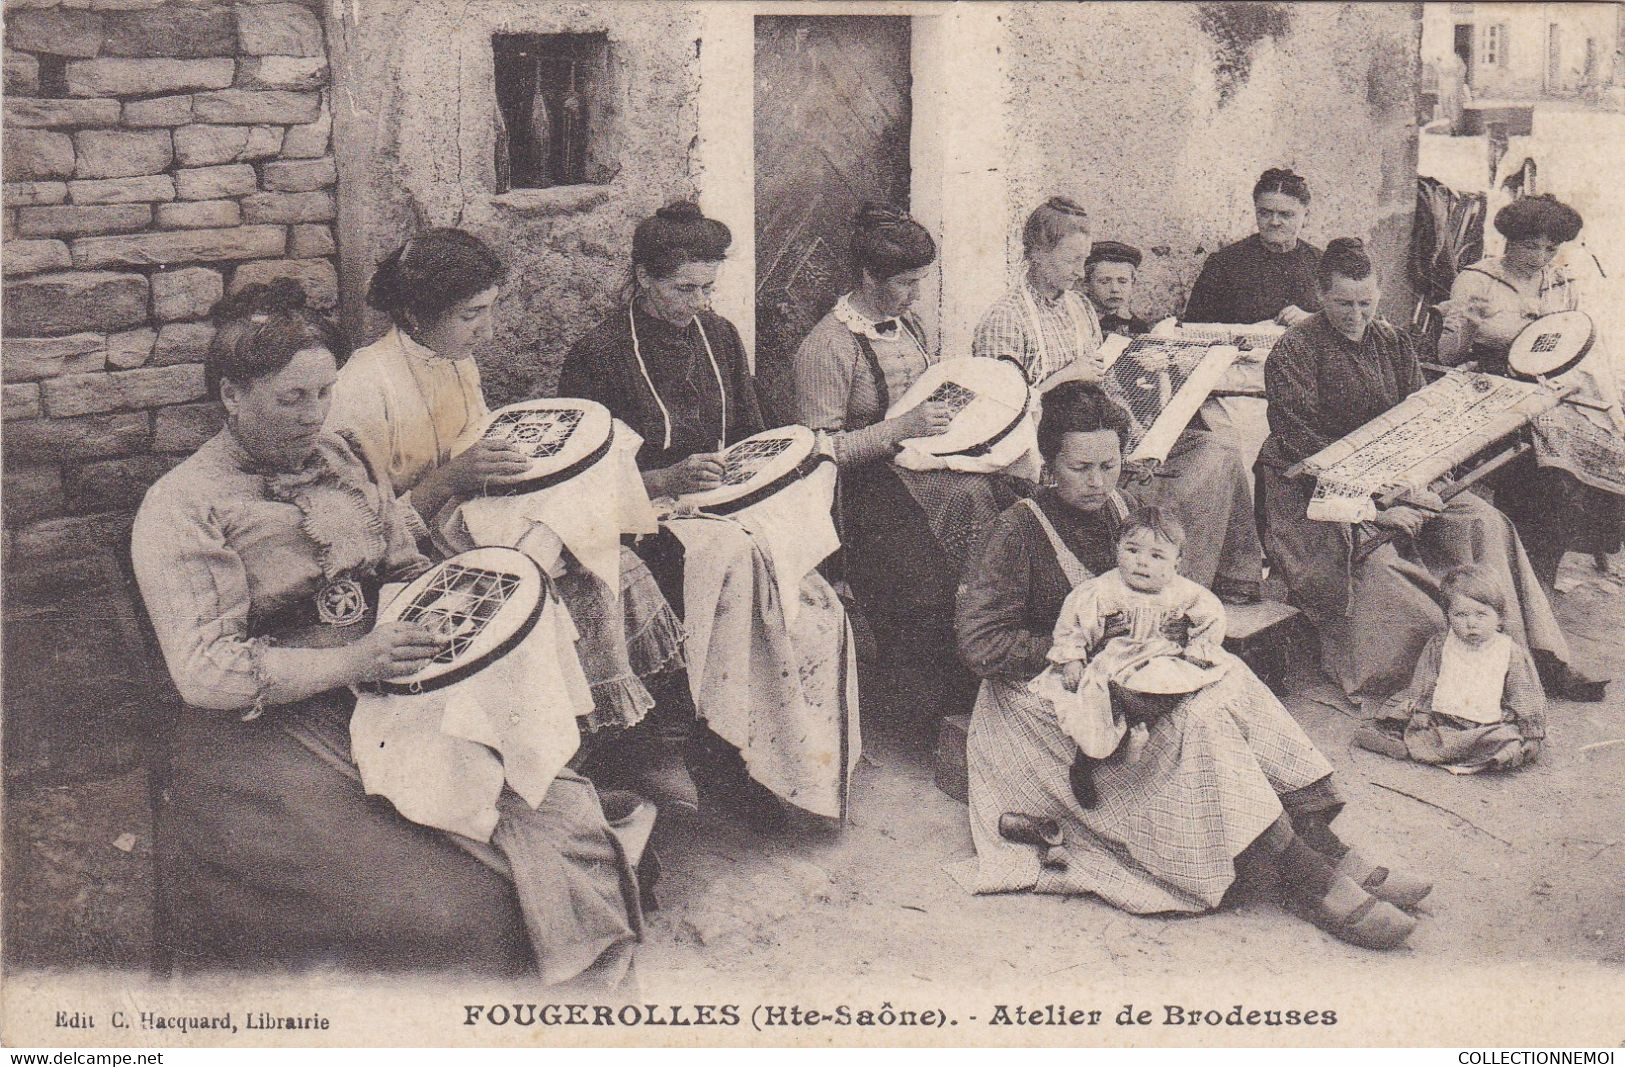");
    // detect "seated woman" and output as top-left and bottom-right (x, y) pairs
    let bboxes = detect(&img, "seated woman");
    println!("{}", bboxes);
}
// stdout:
(1436, 194), (1623, 586)
(326, 228), (685, 743)
(1184, 167), (1324, 494)
(956, 381), (1429, 950)
(560, 202), (859, 828)
(1257, 237), (1601, 702)
(789, 204), (1022, 717)
(973, 196), (1262, 601)
(131, 283), (642, 981)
